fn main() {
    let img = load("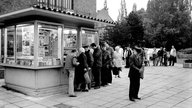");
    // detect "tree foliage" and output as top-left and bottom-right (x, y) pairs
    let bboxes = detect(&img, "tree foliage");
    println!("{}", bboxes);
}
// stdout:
(103, 0), (192, 50)
(145, 0), (192, 50)
(102, 11), (144, 48)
